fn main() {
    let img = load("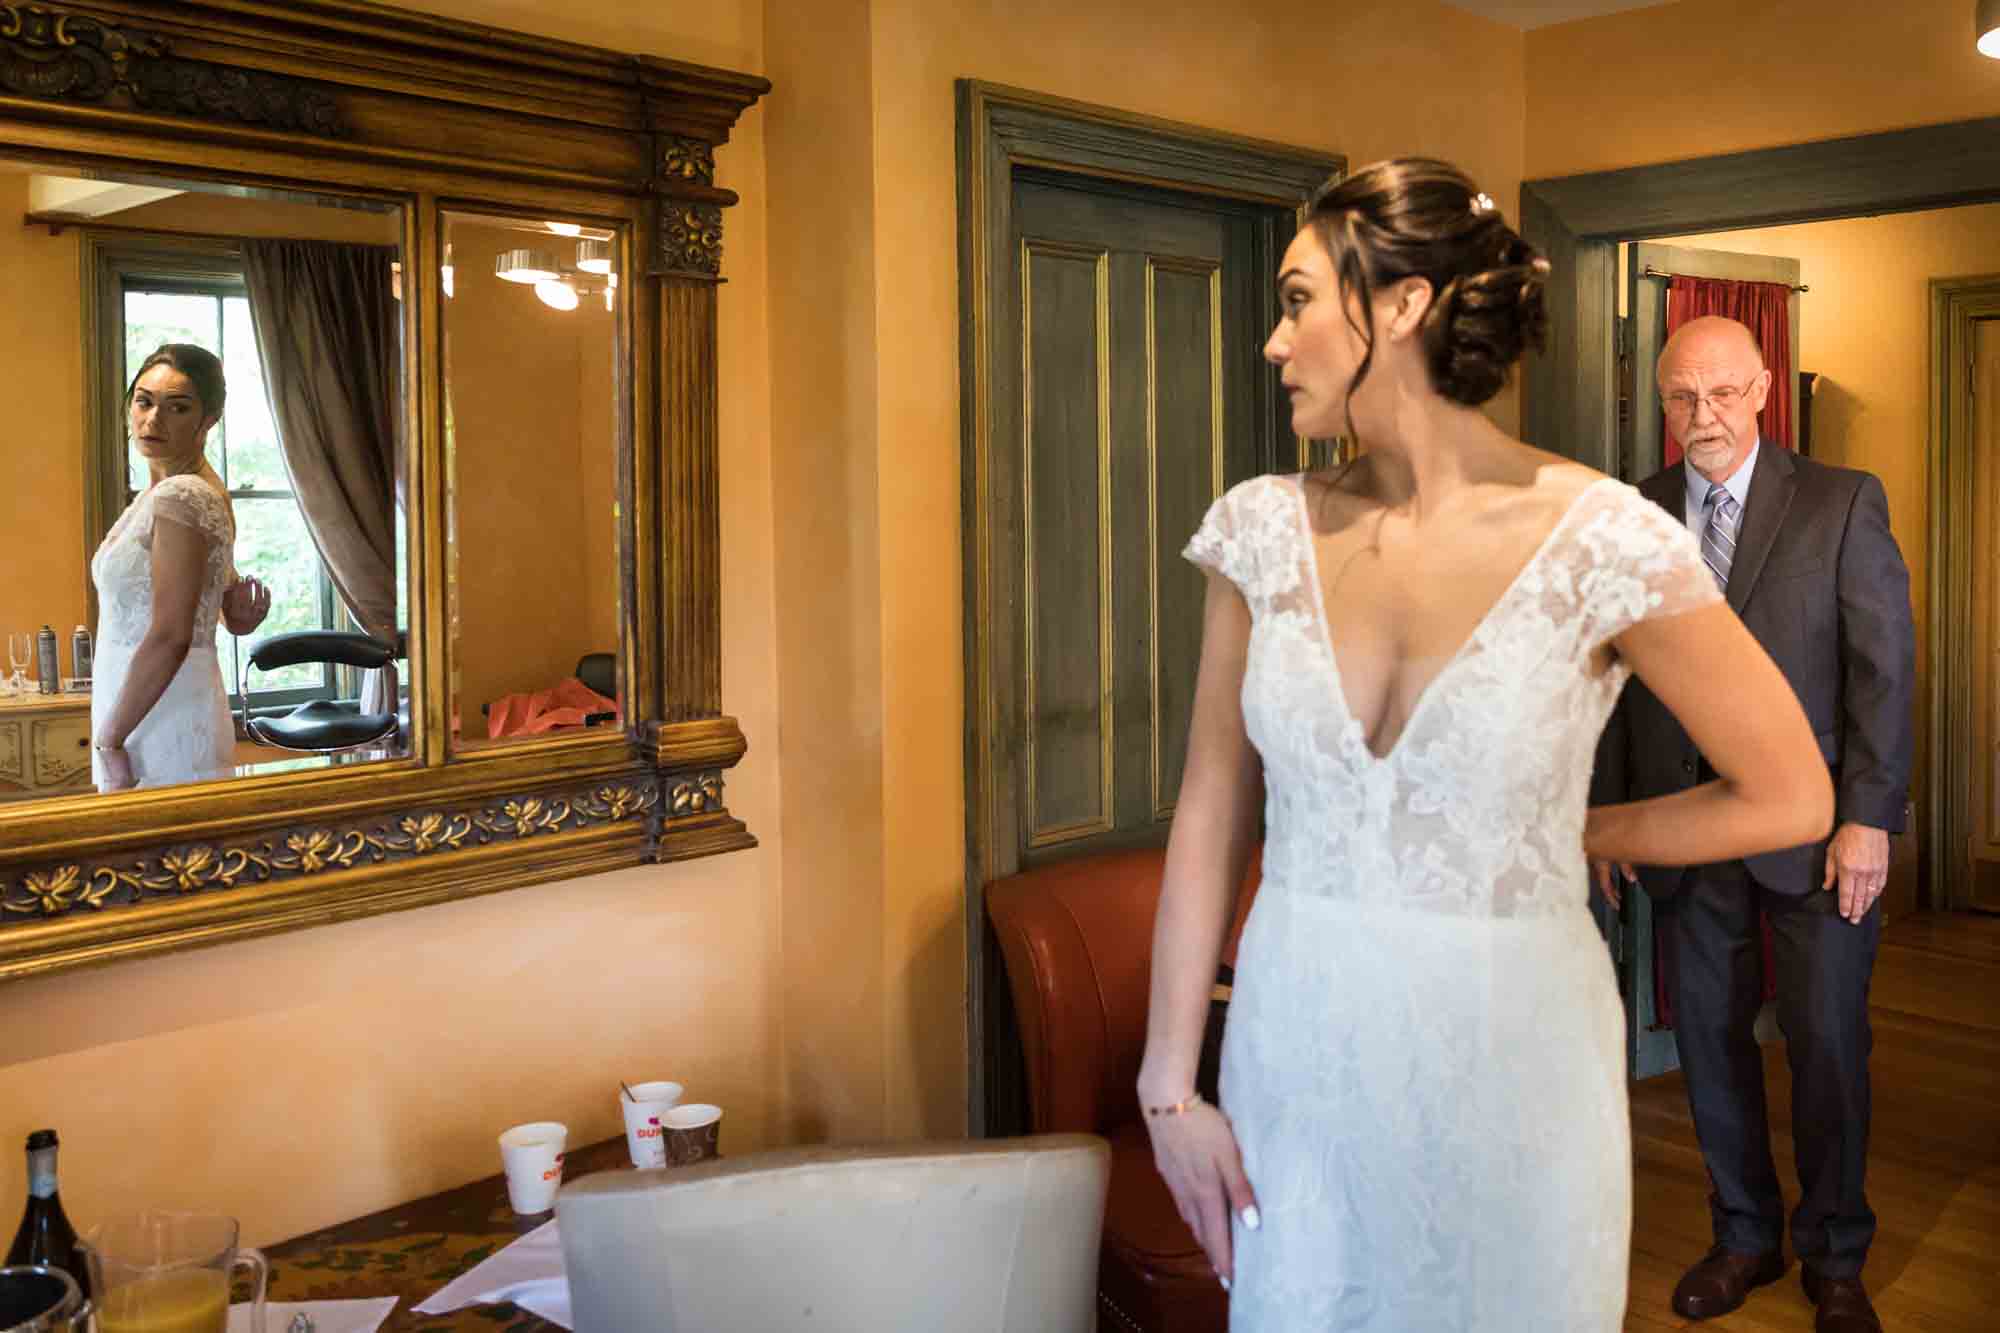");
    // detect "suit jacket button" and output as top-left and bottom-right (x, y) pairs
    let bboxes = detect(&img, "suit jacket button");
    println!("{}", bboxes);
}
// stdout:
(1681, 760), (1696, 776)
